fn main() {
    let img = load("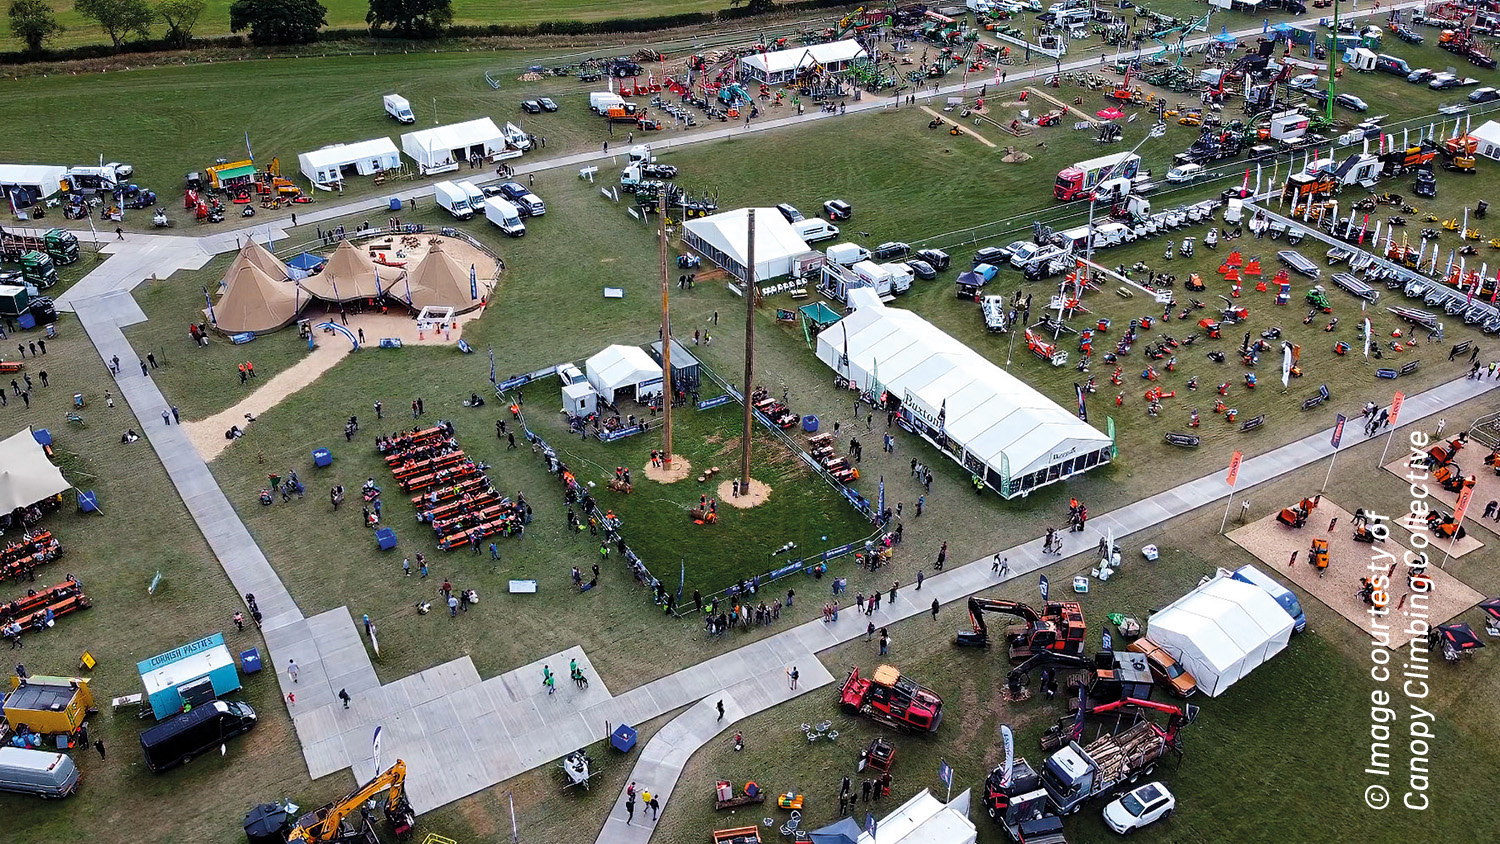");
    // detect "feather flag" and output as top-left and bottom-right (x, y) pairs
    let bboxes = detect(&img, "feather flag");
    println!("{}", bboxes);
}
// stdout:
(470, 264), (479, 300)
(1363, 317), (1372, 358)
(1281, 341), (1293, 388)
(1075, 382), (1088, 422)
